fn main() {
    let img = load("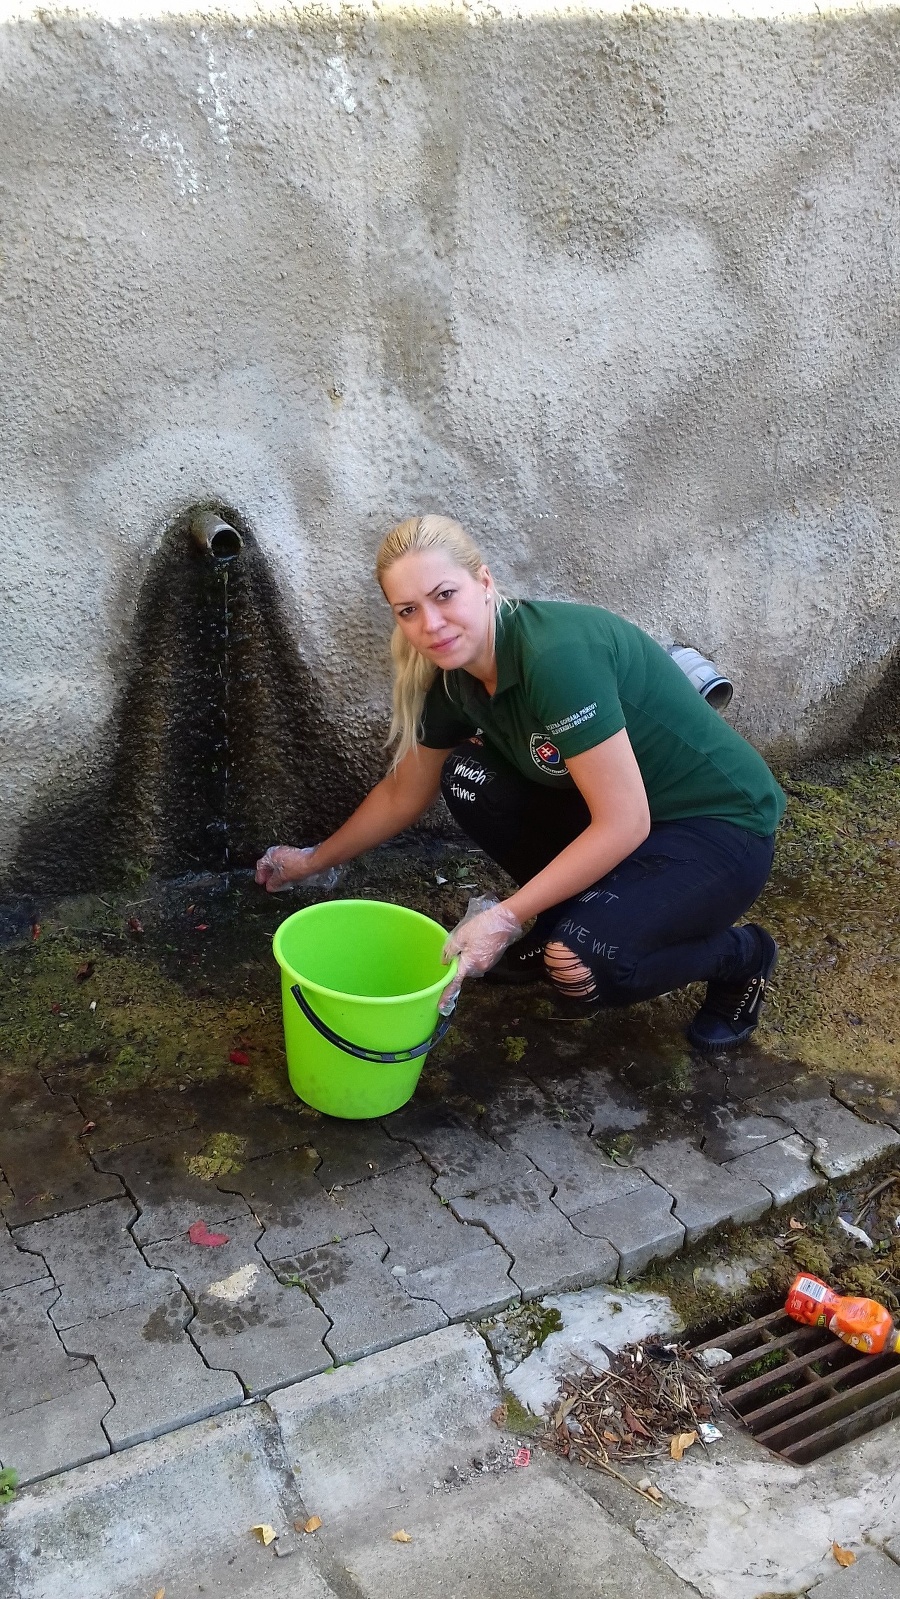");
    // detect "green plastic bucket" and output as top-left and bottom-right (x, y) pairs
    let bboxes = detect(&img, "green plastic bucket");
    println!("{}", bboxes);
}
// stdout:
(272, 899), (457, 1119)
